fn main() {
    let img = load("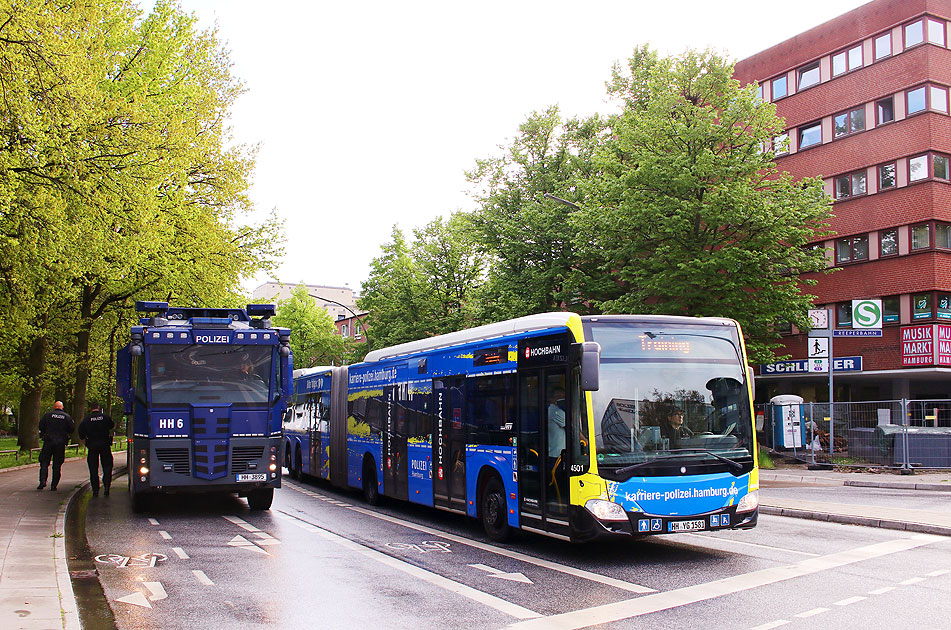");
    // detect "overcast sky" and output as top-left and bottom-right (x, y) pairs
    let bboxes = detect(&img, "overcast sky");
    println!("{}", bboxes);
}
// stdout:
(165, 0), (868, 295)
